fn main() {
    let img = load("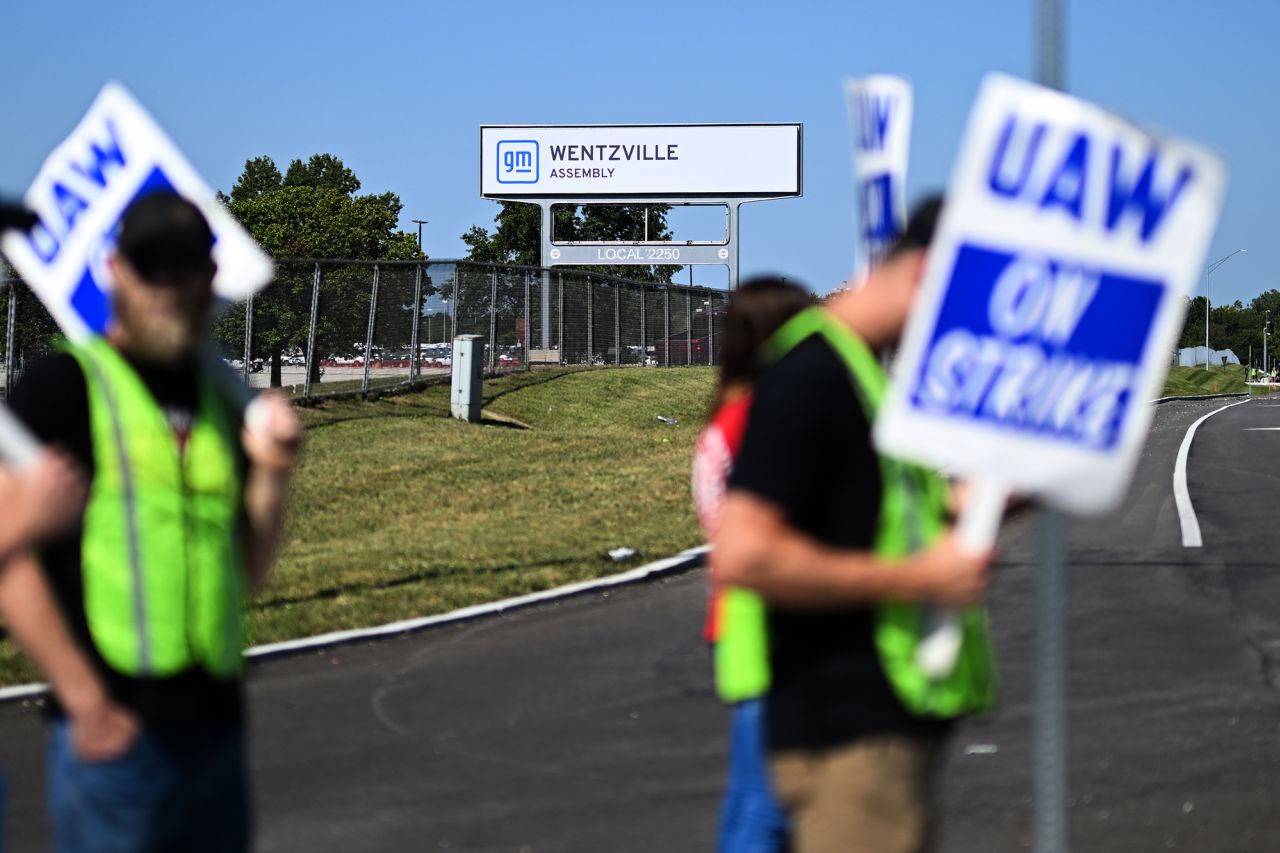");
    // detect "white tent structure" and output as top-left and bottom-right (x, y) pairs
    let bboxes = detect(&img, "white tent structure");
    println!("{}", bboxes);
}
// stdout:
(1178, 346), (1240, 367)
